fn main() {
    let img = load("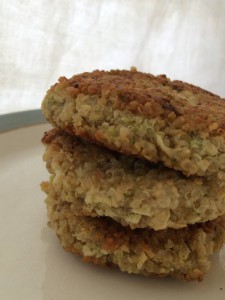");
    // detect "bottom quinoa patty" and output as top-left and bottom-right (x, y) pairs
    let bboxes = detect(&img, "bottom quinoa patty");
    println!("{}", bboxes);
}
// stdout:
(42, 182), (225, 281)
